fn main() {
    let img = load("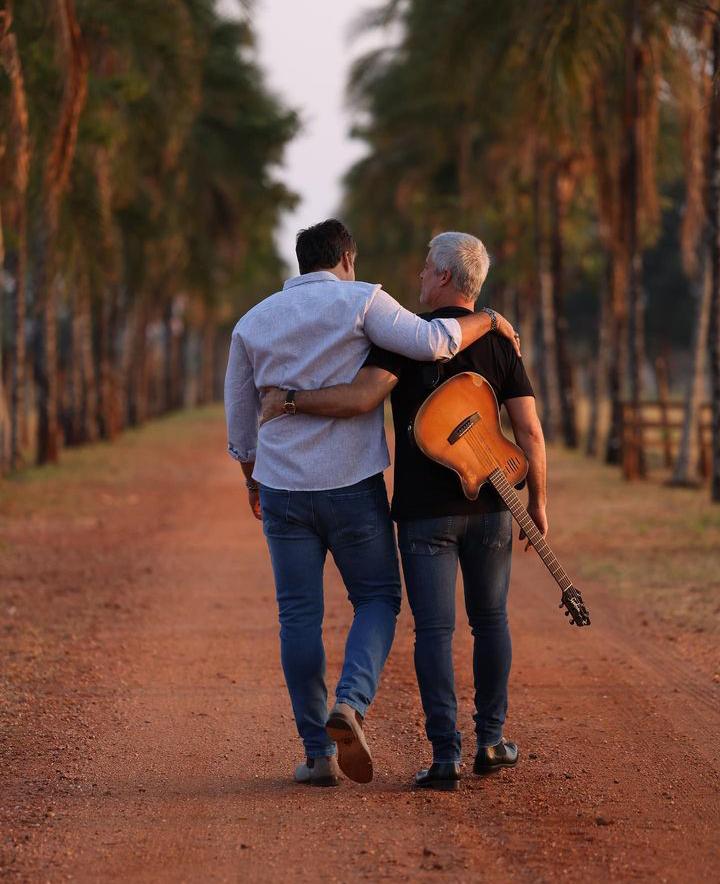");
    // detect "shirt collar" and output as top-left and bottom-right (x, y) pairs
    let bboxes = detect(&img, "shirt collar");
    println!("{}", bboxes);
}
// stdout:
(283, 270), (340, 290)
(426, 305), (475, 318)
